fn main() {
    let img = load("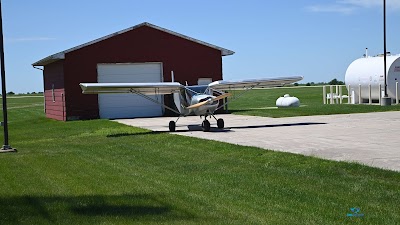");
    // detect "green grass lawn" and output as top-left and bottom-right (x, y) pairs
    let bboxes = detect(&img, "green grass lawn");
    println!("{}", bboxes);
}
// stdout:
(0, 94), (399, 224)
(228, 86), (400, 117)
